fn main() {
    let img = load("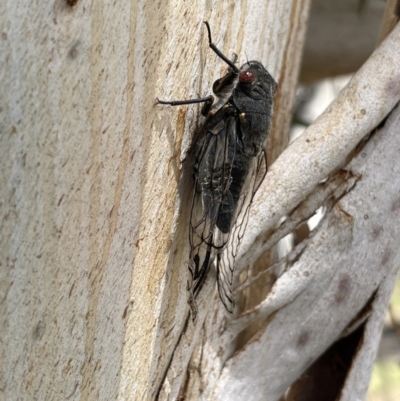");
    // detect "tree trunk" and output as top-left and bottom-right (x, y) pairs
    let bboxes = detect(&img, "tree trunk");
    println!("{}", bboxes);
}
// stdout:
(1, 1), (399, 401)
